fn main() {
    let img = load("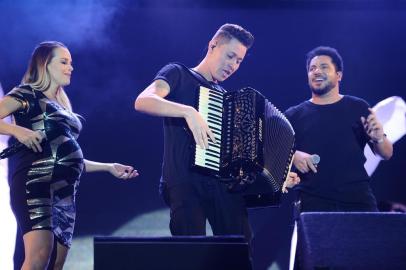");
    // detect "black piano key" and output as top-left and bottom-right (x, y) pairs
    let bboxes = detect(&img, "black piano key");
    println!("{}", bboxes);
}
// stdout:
(208, 105), (222, 114)
(209, 125), (222, 132)
(207, 113), (222, 120)
(195, 154), (219, 163)
(208, 91), (223, 100)
(208, 142), (220, 149)
(208, 119), (222, 127)
(209, 130), (221, 138)
(205, 159), (219, 167)
(208, 112), (222, 120)
(206, 151), (220, 158)
(202, 163), (219, 171)
(208, 103), (222, 110)
(206, 152), (220, 159)
(208, 97), (223, 106)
